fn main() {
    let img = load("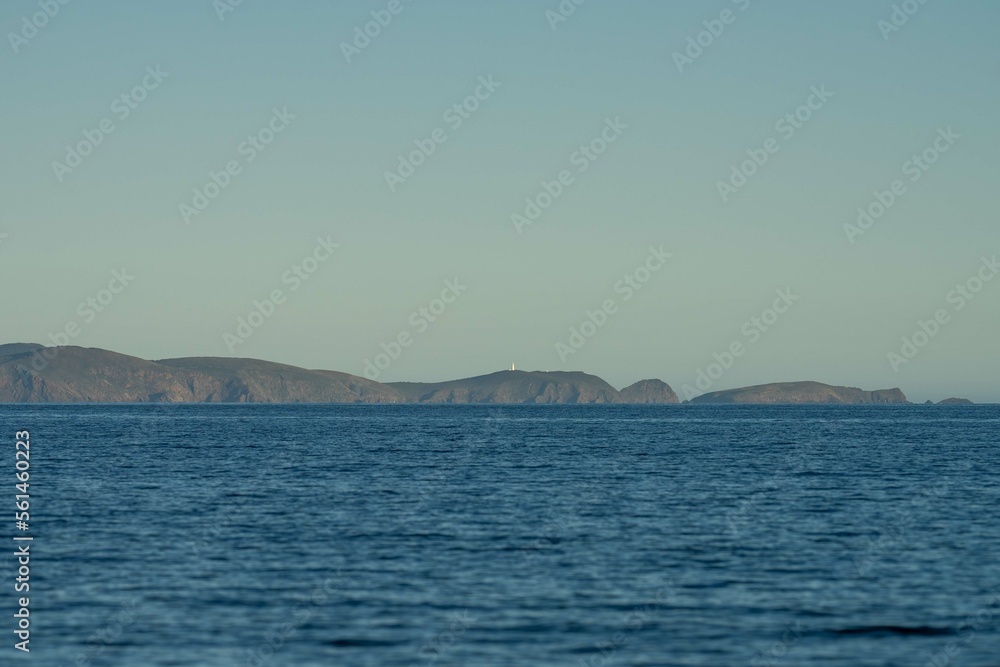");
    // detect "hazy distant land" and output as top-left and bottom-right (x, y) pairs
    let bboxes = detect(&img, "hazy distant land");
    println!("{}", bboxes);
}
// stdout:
(688, 381), (907, 405)
(0, 343), (972, 405)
